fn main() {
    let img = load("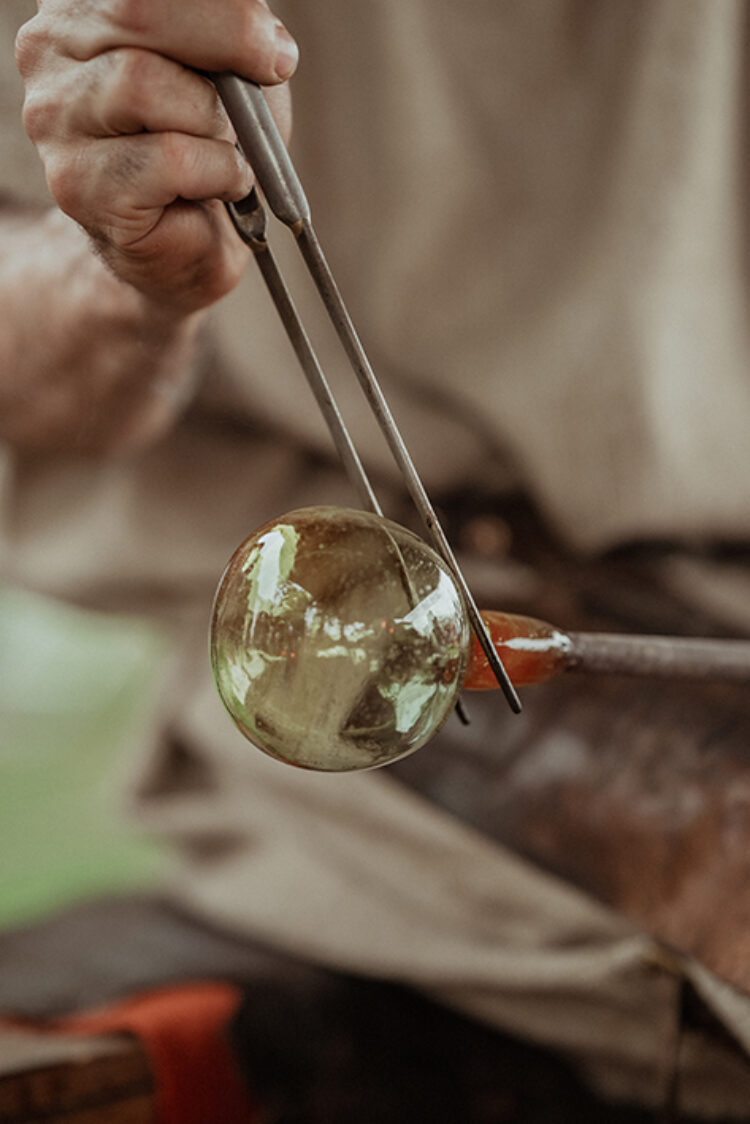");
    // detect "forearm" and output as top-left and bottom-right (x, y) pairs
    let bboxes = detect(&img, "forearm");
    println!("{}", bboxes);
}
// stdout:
(0, 204), (205, 455)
